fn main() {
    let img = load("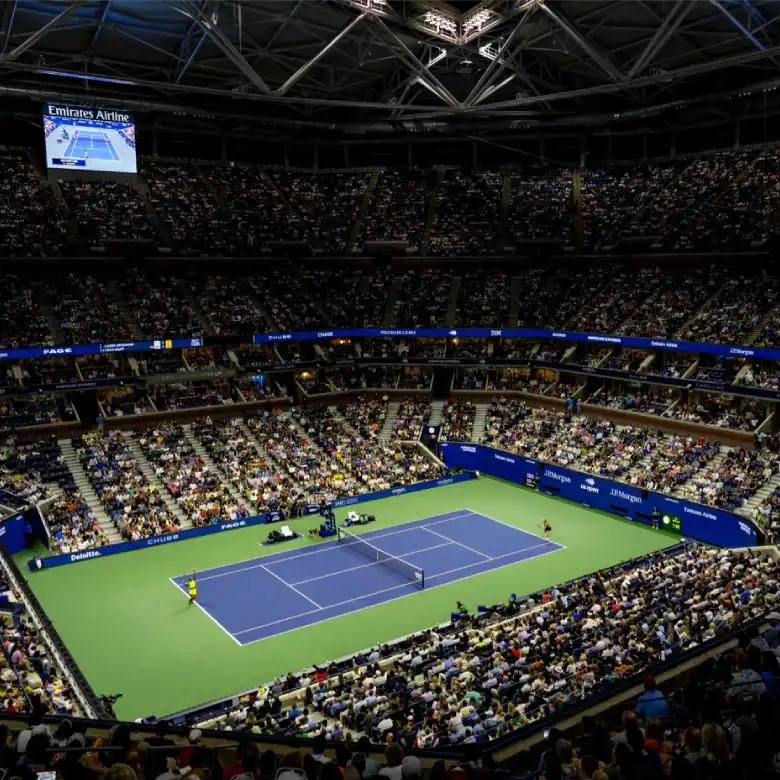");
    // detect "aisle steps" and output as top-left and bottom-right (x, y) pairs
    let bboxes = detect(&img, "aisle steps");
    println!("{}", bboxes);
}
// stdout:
(742, 471), (780, 517)
(110, 280), (144, 340)
(126, 437), (191, 528)
(379, 400), (401, 443)
(508, 276), (523, 326)
(182, 424), (258, 513)
(445, 275), (462, 327)
(57, 440), (123, 545)
(471, 403), (488, 443)
(381, 275), (404, 327)
(428, 399), (445, 427)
